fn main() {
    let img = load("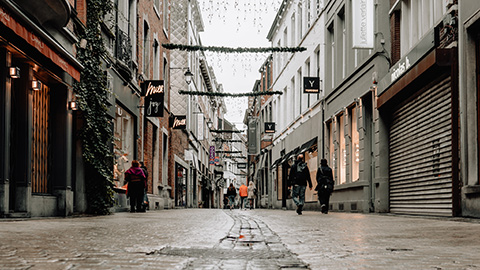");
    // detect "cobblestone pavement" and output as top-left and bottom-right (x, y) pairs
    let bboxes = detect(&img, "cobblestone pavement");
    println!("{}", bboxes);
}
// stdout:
(0, 209), (480, 269)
